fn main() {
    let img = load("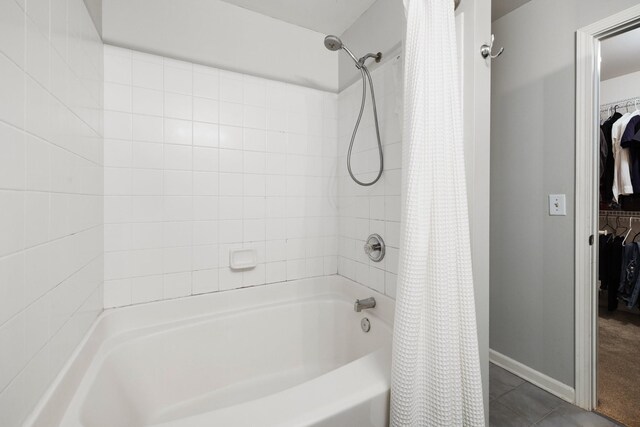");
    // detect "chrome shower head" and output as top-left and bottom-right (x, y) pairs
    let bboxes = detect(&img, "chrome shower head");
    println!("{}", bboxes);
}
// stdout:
(324, 35), (343, 51)
(324, 35), (362, 67)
